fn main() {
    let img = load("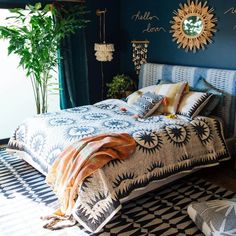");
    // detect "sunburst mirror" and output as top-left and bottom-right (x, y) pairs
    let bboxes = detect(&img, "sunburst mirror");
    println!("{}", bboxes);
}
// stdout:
(170, 0), (217, 52)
